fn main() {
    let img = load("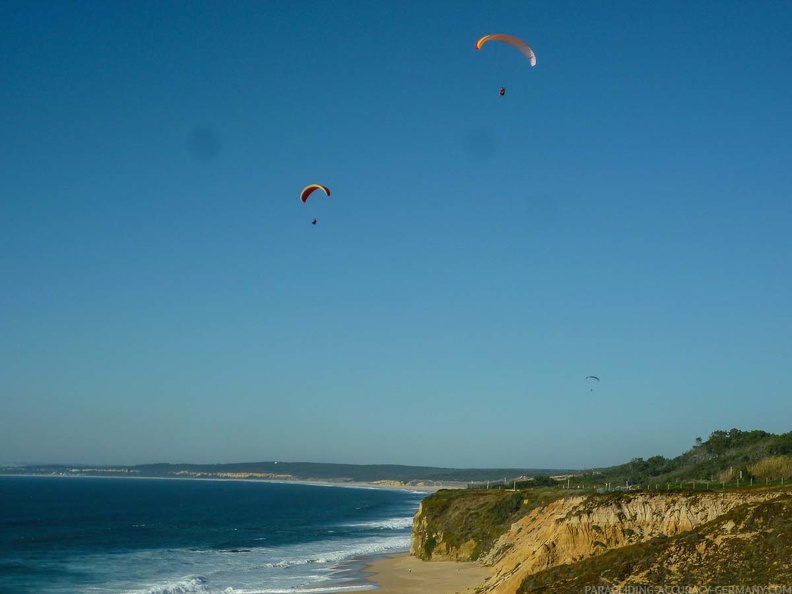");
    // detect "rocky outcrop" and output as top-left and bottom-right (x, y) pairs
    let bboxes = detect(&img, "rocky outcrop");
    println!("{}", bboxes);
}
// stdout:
(411, 489), (789, 594)
(411, 498), (478, 561)
(410, 490), (530, 562)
